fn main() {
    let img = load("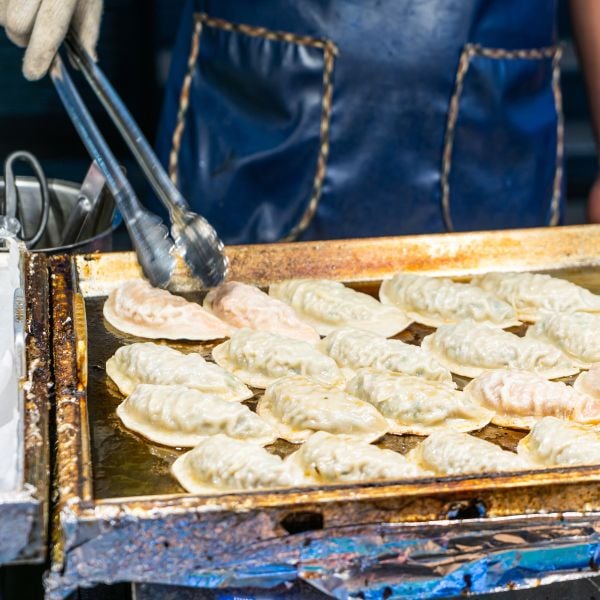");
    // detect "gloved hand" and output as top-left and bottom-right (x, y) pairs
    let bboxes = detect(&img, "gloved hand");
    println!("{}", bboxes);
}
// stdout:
(0, 0), (103, 81)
